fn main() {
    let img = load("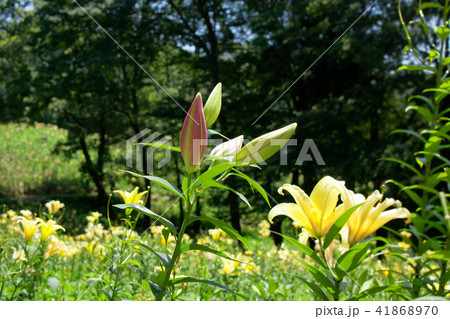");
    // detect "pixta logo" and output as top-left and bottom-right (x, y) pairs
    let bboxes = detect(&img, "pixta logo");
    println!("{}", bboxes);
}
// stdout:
(126, 129), (172, 174)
